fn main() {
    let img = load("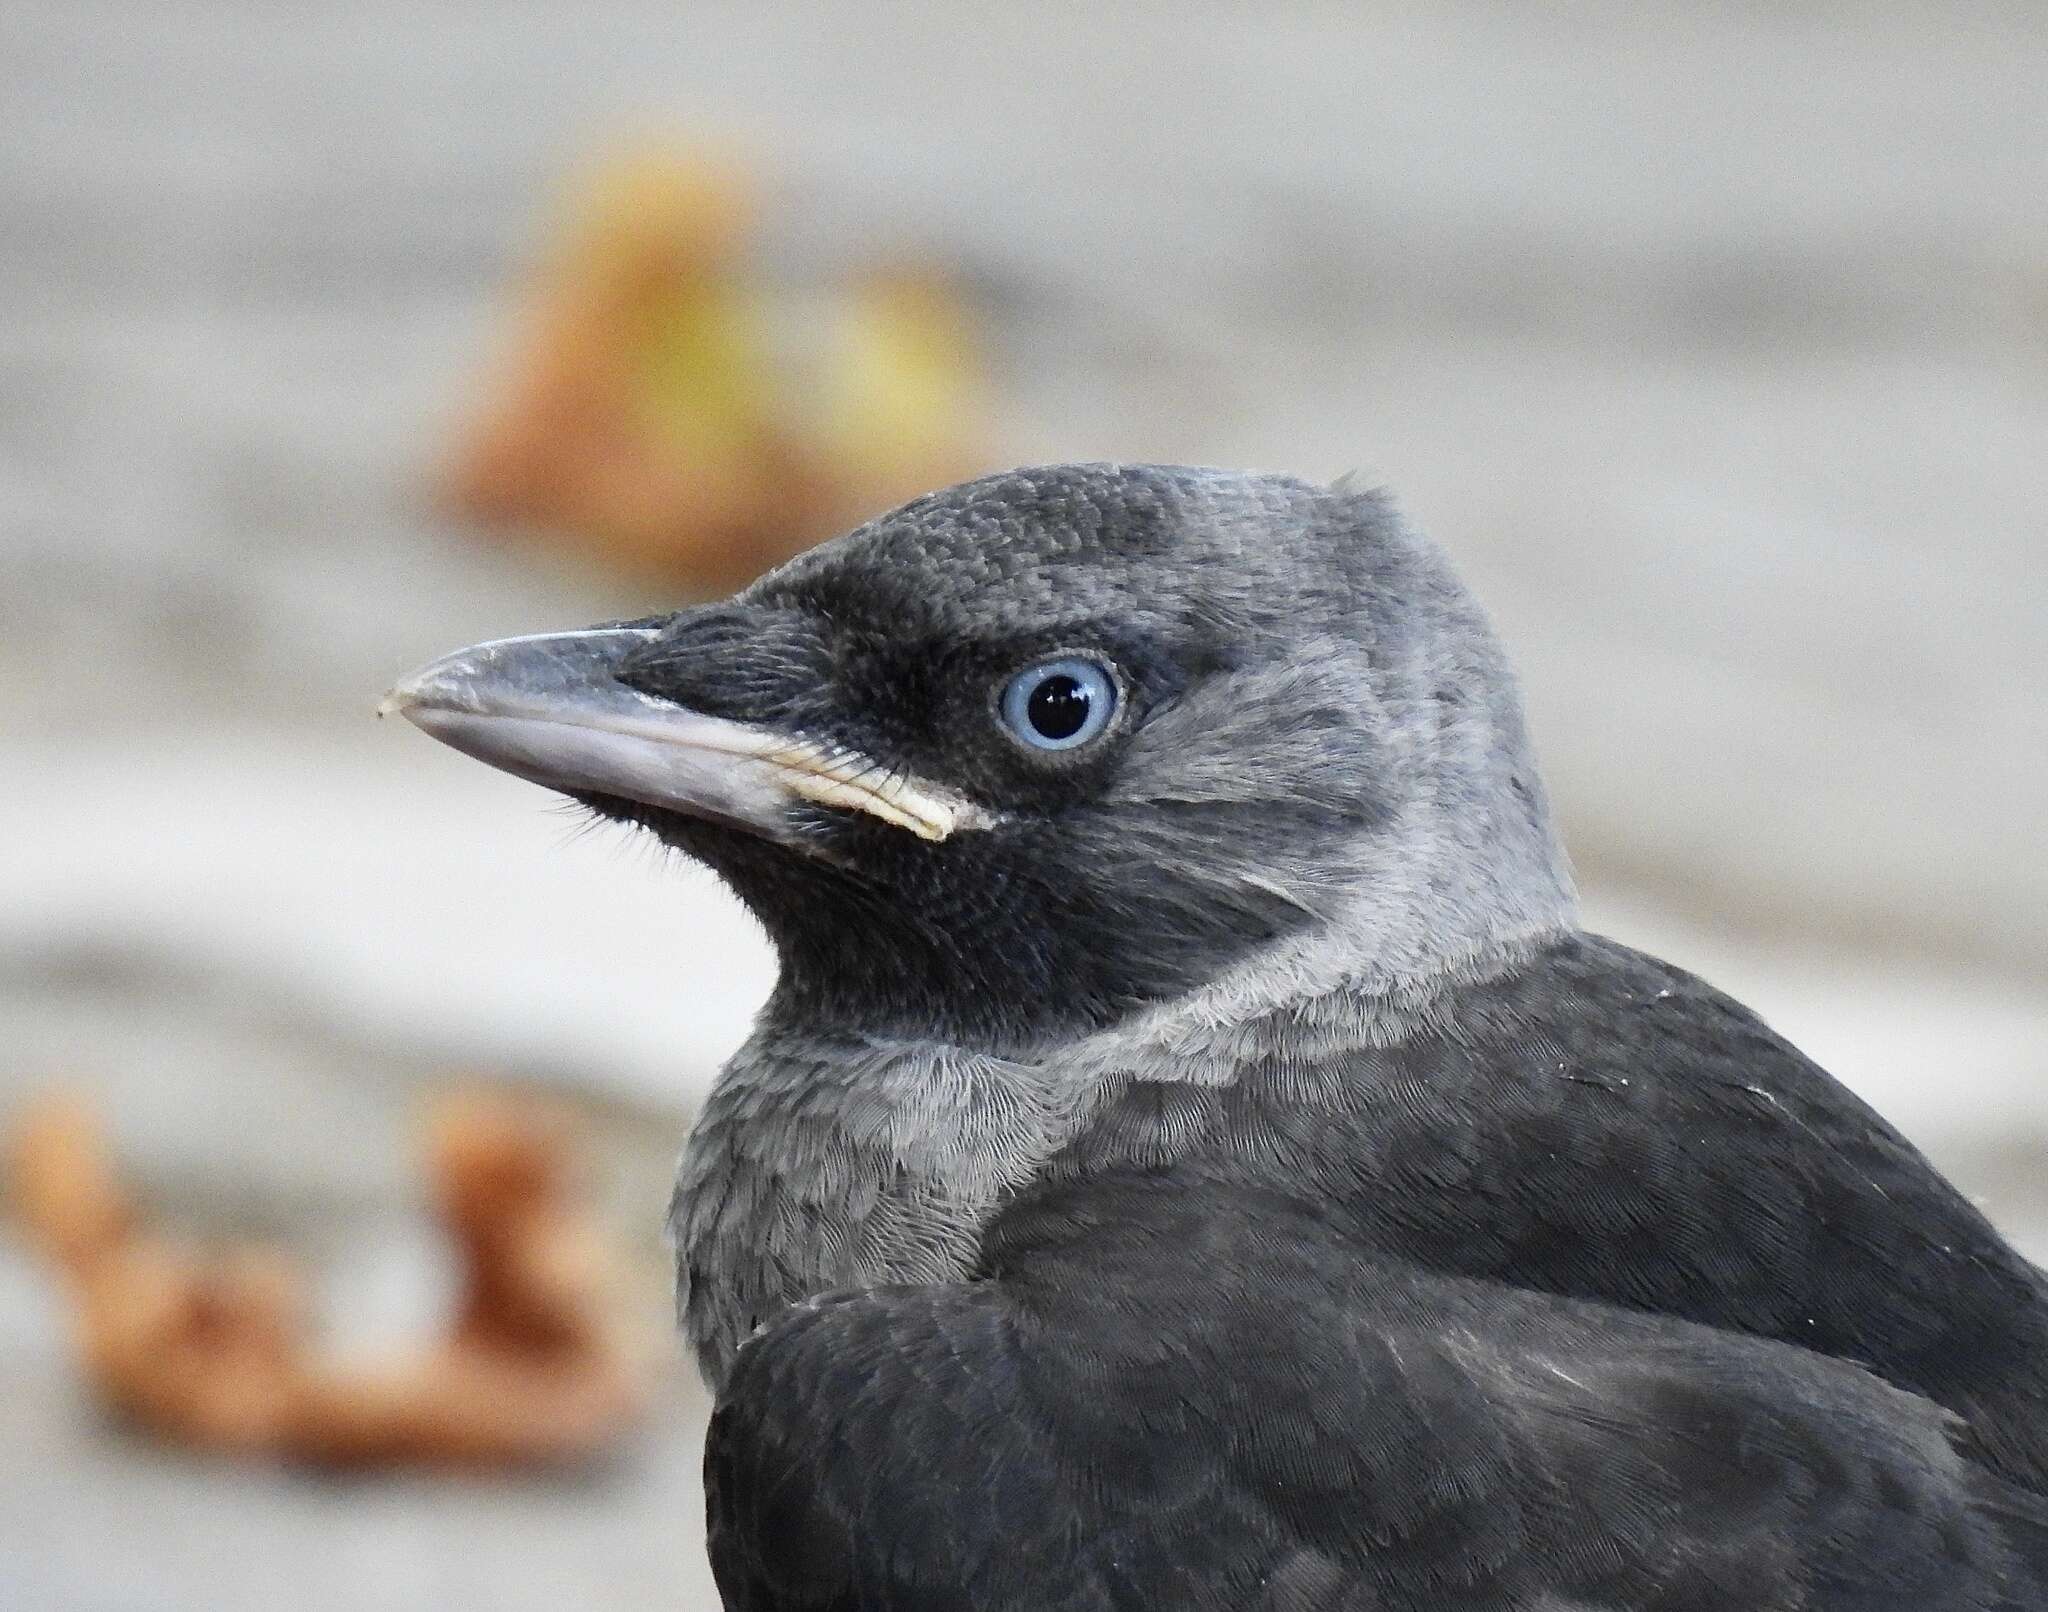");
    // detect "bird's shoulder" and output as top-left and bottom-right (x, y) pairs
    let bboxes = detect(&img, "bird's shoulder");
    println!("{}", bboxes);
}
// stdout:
(1045, 932), (2048, 1457)
(708, 1176), (2048, 1611)
(1058, 932), (2014, 1247)
(1070, 932), (1927, 1150)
